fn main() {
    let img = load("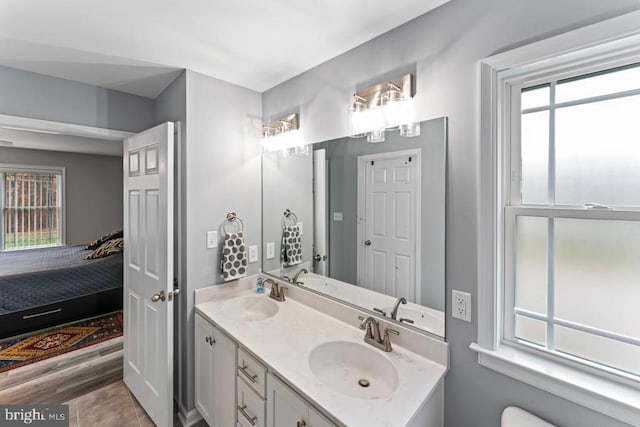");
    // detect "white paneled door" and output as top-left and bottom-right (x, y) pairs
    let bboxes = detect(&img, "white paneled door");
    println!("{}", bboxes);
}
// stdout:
(123, 122), (175, 427)
(357, 150), (421, 303)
